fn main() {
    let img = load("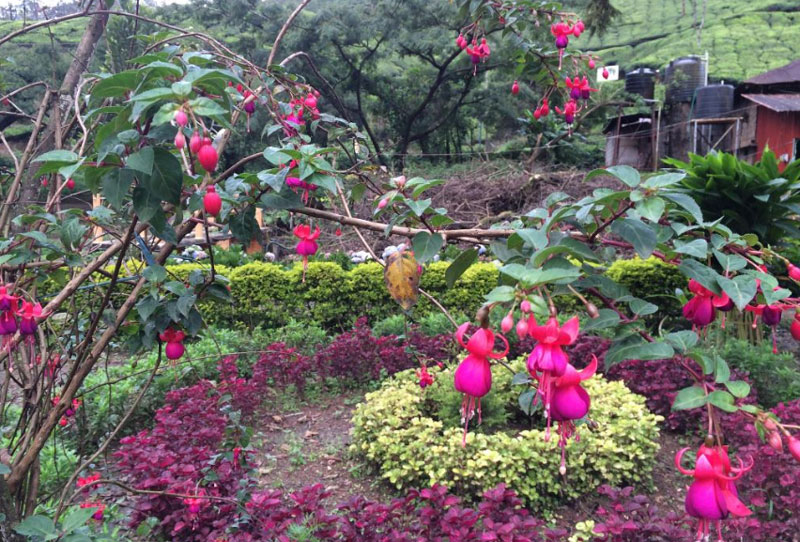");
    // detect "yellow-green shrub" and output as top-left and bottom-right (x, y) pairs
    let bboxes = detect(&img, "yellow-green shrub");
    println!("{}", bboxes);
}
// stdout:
(606, 257), (684, 316)
(351, 360), (662, 513)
